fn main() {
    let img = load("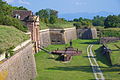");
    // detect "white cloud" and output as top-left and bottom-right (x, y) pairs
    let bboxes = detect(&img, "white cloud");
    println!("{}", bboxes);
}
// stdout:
(4, 0), (14, 3)
(75, 2), (87, 6)
(18, 0), (30, 5)
(4, 0), (30, 5)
